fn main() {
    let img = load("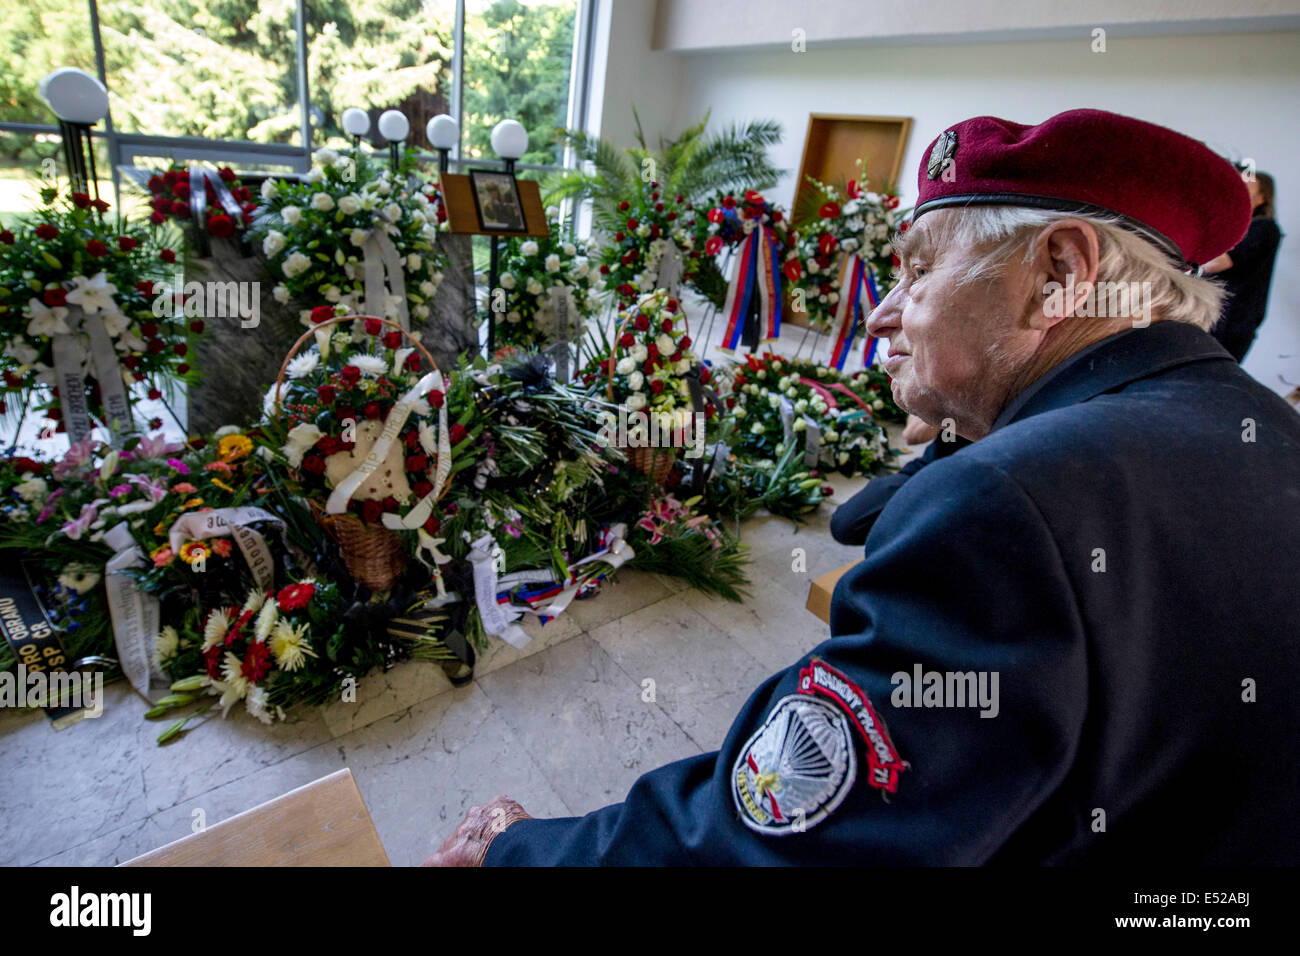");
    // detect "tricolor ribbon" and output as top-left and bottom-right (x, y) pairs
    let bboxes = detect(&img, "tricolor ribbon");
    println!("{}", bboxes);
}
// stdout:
(827, 255), (883, 371)
(187, 163), (248, 259)
(718, 223), (783, 351)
